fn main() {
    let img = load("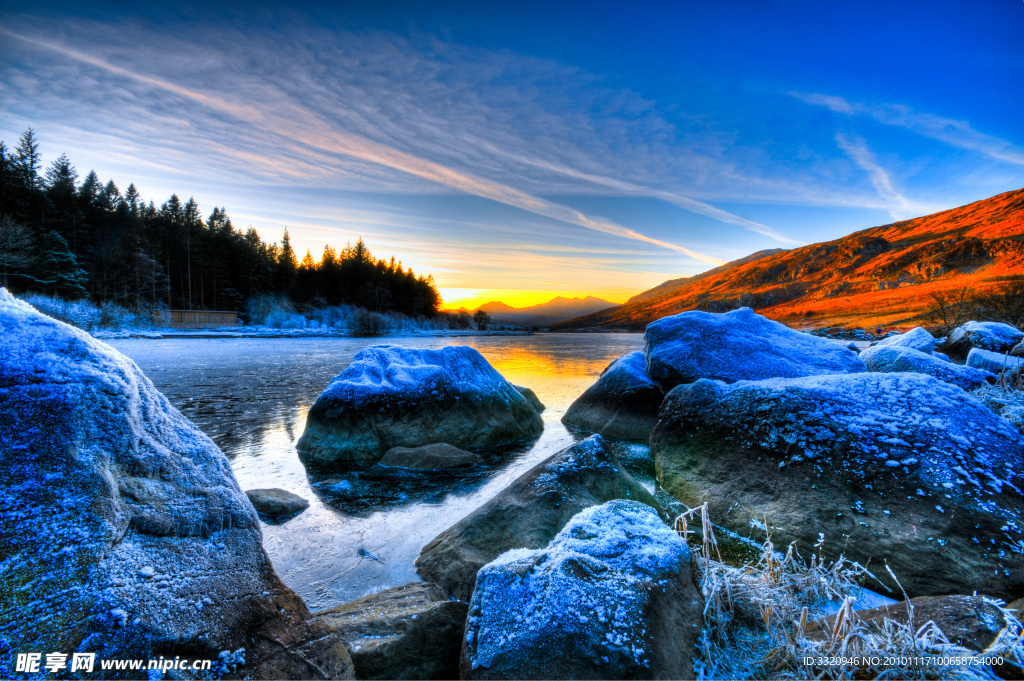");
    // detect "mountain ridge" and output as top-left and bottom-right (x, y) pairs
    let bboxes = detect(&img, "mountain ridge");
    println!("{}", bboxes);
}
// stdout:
(556, 188), (1024, 330)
